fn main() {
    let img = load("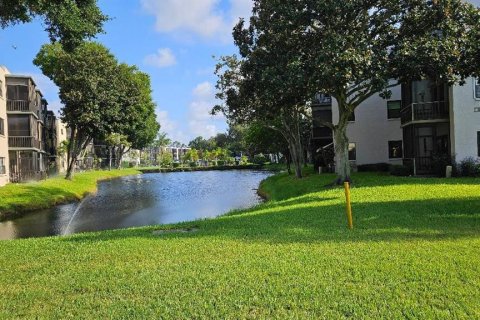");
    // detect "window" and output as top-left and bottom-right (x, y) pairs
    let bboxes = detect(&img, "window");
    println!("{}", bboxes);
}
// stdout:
(387, 100), (401, 119)
(477, 132), (480, 157)
(7, 115), (30, 136)
(348, 143), (356, 161)
(0, 80), (3, 97)
(348, 111), (355, 122)
(475, 78), (480, 99)
(388, 141), (403, 159)
(0, 157), (5, 174)
(7, 85), (29, 100)
(0, 118), (4, 135)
